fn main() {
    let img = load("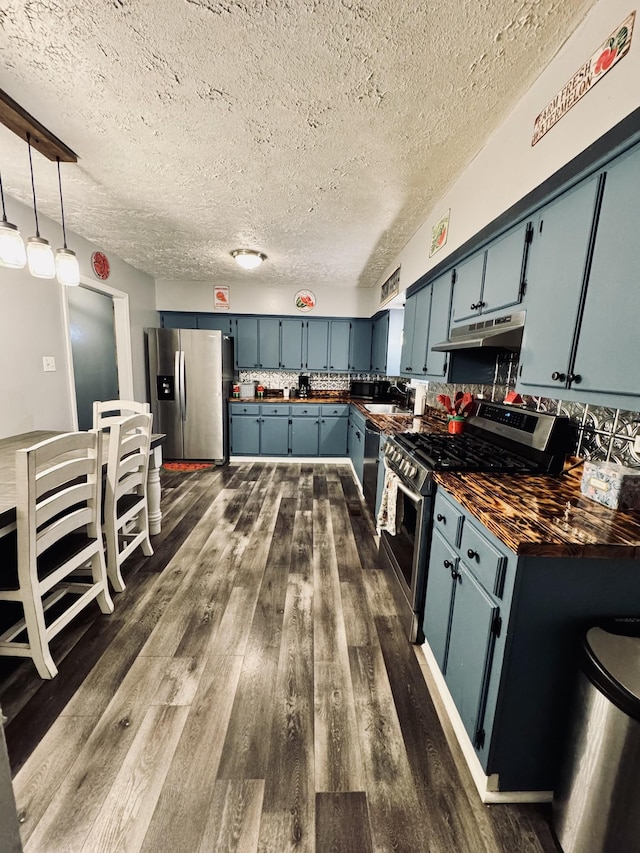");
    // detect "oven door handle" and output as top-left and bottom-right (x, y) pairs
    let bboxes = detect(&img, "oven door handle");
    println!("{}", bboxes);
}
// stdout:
(395, 478), (421, 505)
